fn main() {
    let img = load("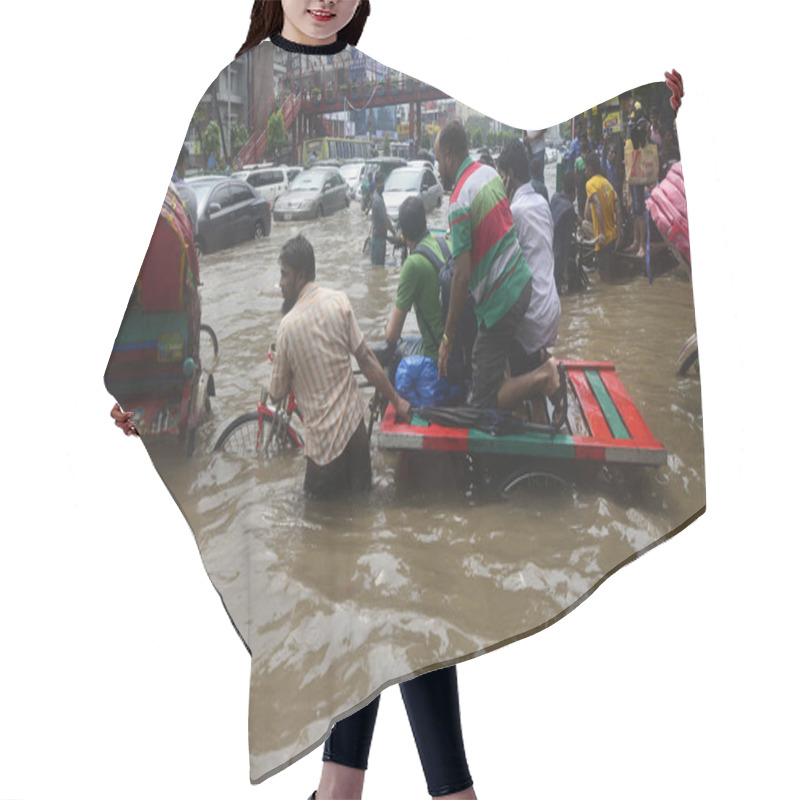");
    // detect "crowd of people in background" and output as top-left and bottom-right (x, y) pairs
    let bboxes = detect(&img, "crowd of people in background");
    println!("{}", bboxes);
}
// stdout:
(562, 90), (680, 261)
